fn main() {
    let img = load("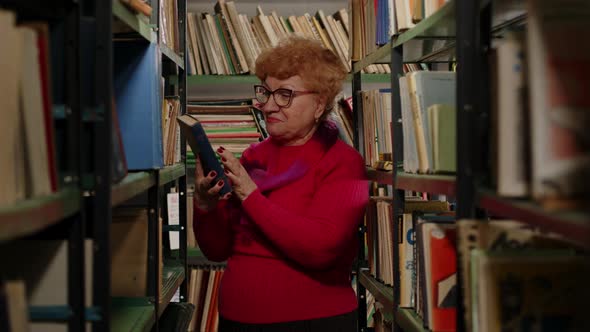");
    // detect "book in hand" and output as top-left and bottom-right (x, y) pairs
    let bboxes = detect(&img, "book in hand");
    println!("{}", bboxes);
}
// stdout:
(177, 114), (232, 195)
